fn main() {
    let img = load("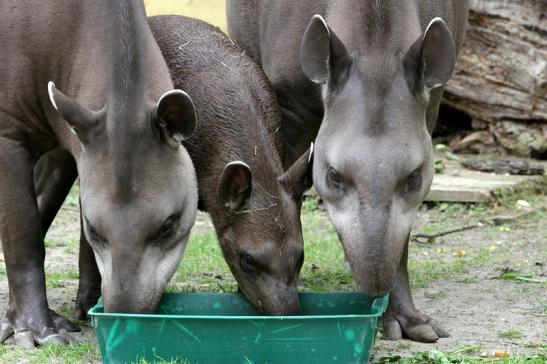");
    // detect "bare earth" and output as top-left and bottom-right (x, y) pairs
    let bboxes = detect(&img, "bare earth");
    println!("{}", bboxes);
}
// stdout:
(0, 188), (545, 363)
(375, 201), (546, 359)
